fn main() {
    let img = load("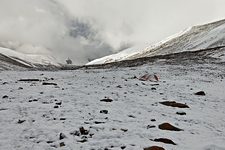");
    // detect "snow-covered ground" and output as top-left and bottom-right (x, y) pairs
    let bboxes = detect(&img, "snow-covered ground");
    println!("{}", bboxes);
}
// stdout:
(1, 61), (225, 150)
